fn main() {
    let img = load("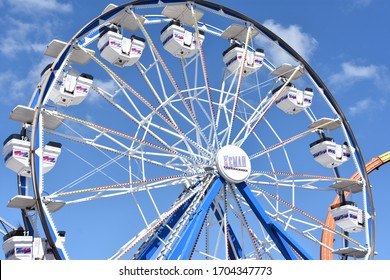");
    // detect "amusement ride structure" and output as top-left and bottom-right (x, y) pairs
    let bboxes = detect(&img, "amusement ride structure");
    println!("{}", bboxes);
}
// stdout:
(1, 0), (381, 260)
